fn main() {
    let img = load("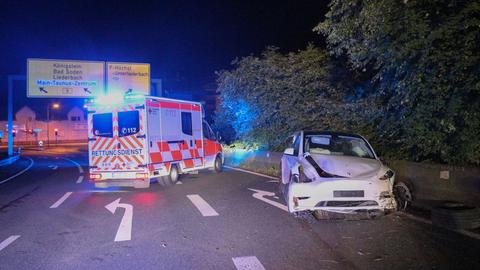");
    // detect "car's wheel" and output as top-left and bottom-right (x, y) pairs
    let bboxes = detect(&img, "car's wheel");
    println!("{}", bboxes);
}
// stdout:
(157, 164), (179, 187)
(278, 173), (290, 203)
(431, 202), (480, 230)
(393, 181), (413, 211)
(214, 155), (223, 173)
